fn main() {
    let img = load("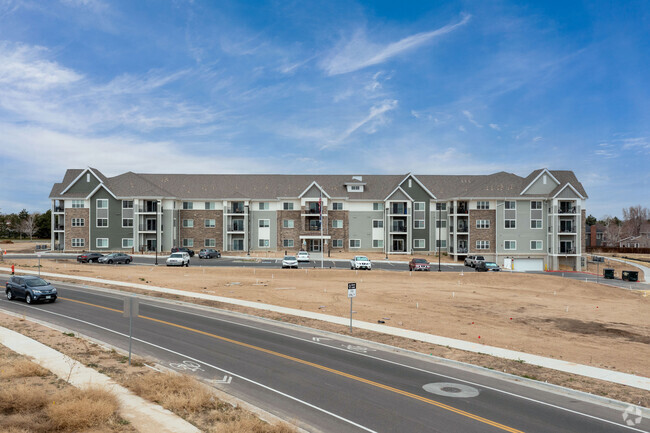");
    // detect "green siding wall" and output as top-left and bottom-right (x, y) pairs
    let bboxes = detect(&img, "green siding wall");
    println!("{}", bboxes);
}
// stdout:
(90, 188), (132, 250)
